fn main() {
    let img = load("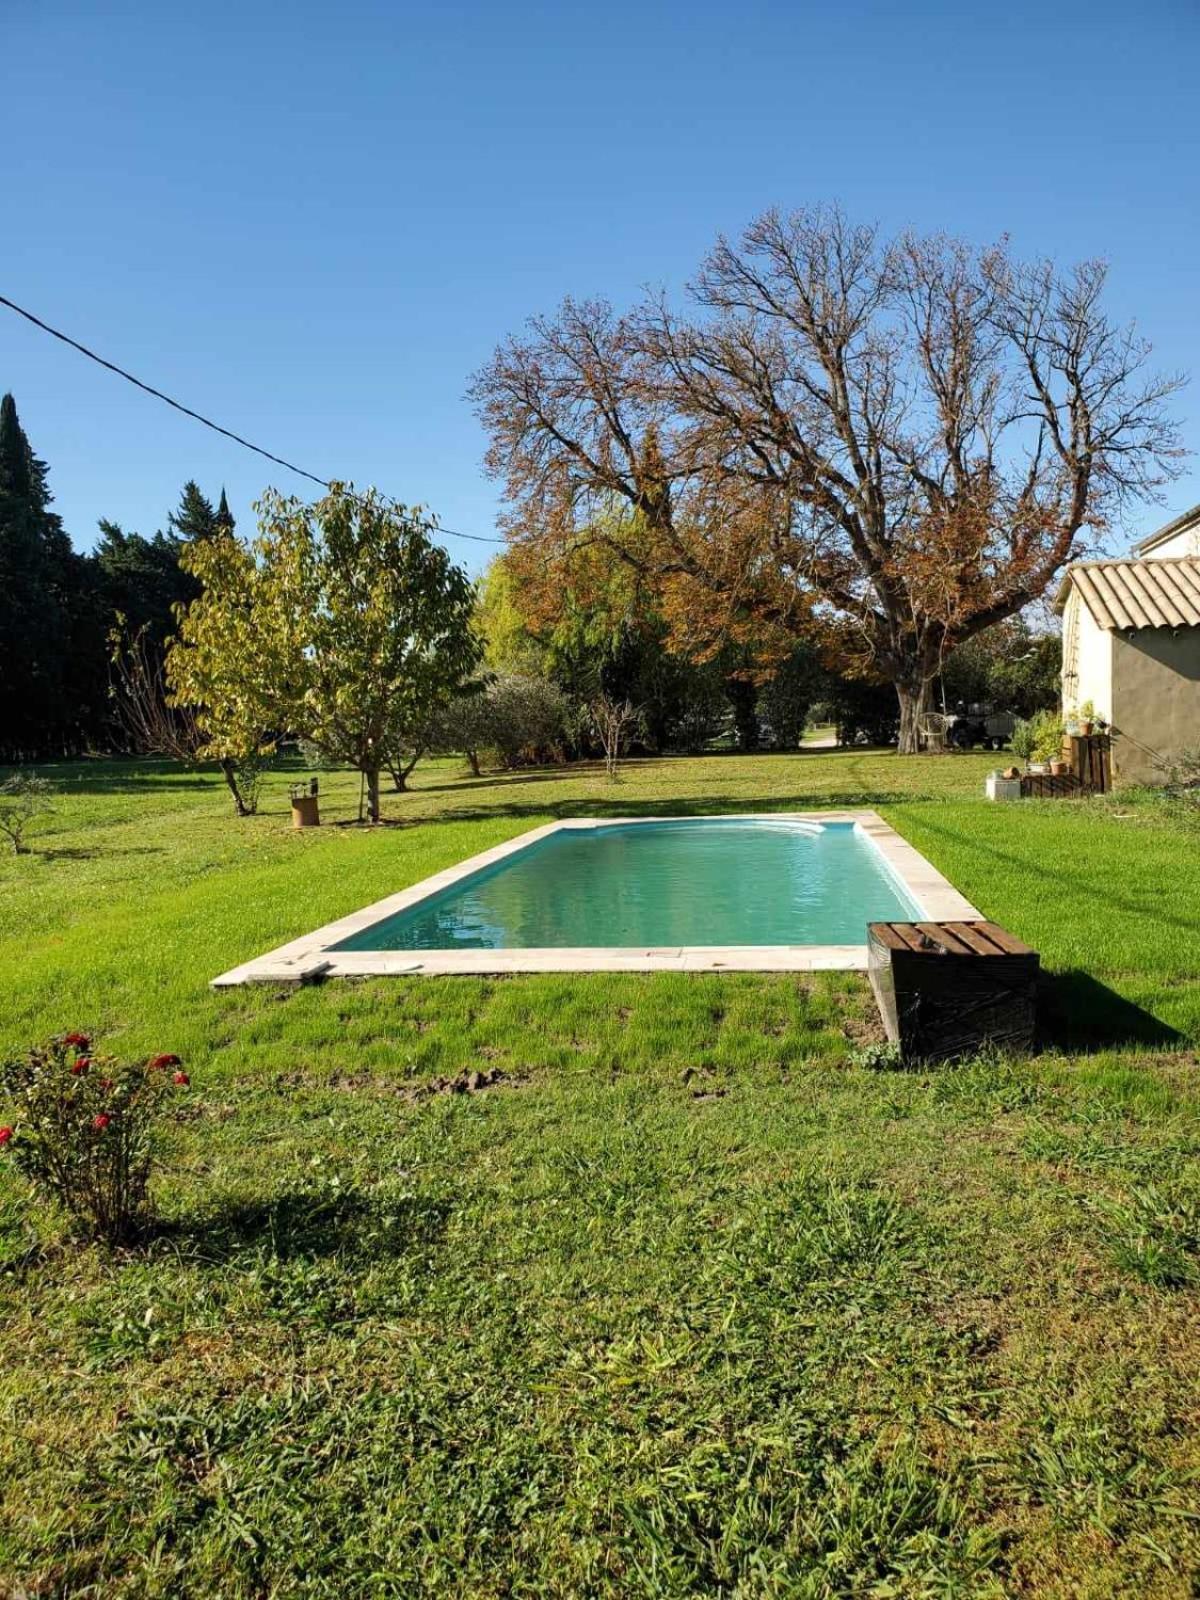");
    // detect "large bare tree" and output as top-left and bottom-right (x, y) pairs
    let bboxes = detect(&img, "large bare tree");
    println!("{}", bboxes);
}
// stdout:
(471, 208), (1184, 751)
